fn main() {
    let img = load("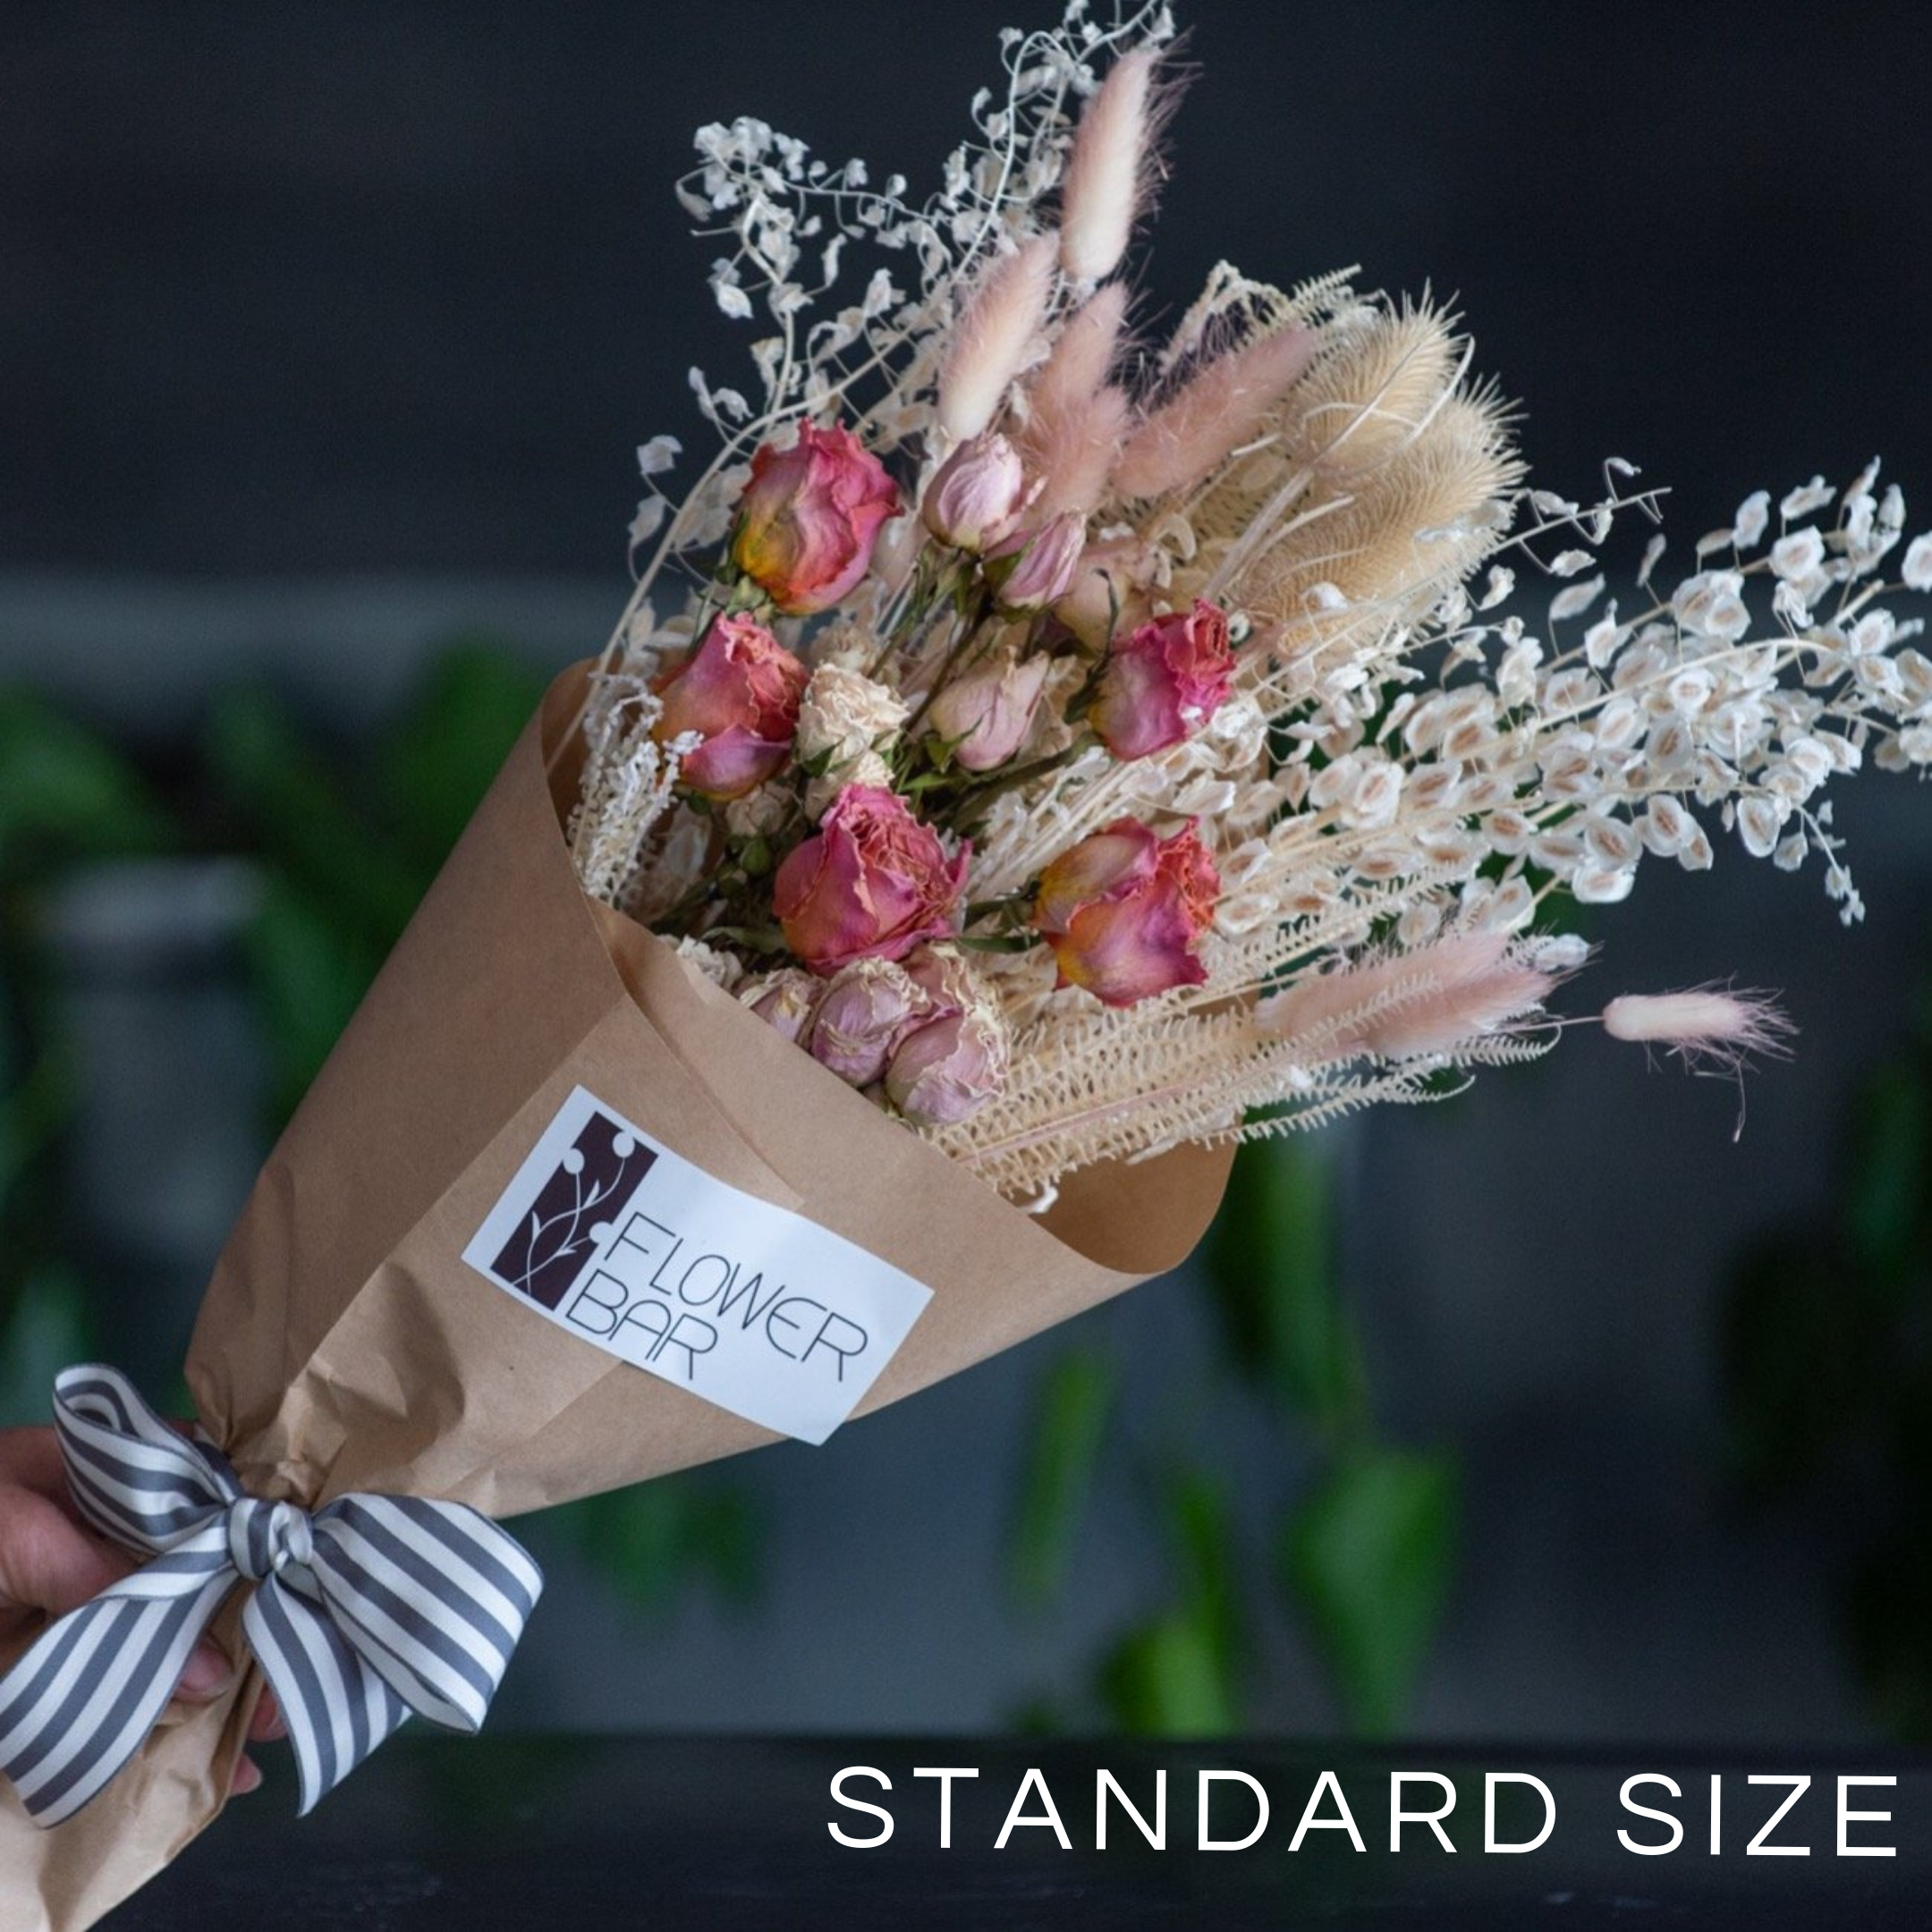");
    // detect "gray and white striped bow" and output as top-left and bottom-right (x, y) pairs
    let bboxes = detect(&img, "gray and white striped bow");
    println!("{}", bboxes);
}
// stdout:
(0, 1365), (542, 1826)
